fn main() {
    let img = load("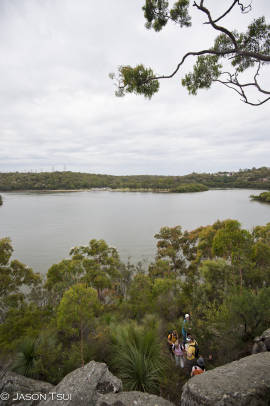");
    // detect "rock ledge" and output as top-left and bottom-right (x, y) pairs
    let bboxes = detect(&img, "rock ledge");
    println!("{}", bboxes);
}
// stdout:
(181, 352), (270, 406)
